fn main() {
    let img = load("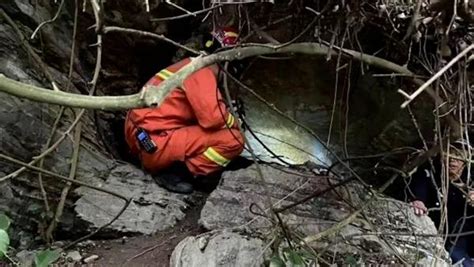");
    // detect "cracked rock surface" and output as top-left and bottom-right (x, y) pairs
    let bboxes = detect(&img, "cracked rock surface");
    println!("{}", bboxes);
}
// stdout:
(170, 164), (450, 266)
(74, 164), (201, 235)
